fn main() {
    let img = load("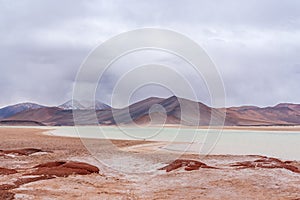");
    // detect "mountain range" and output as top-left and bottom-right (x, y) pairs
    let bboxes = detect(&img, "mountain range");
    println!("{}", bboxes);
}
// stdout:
(0, 97), (299, 126)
